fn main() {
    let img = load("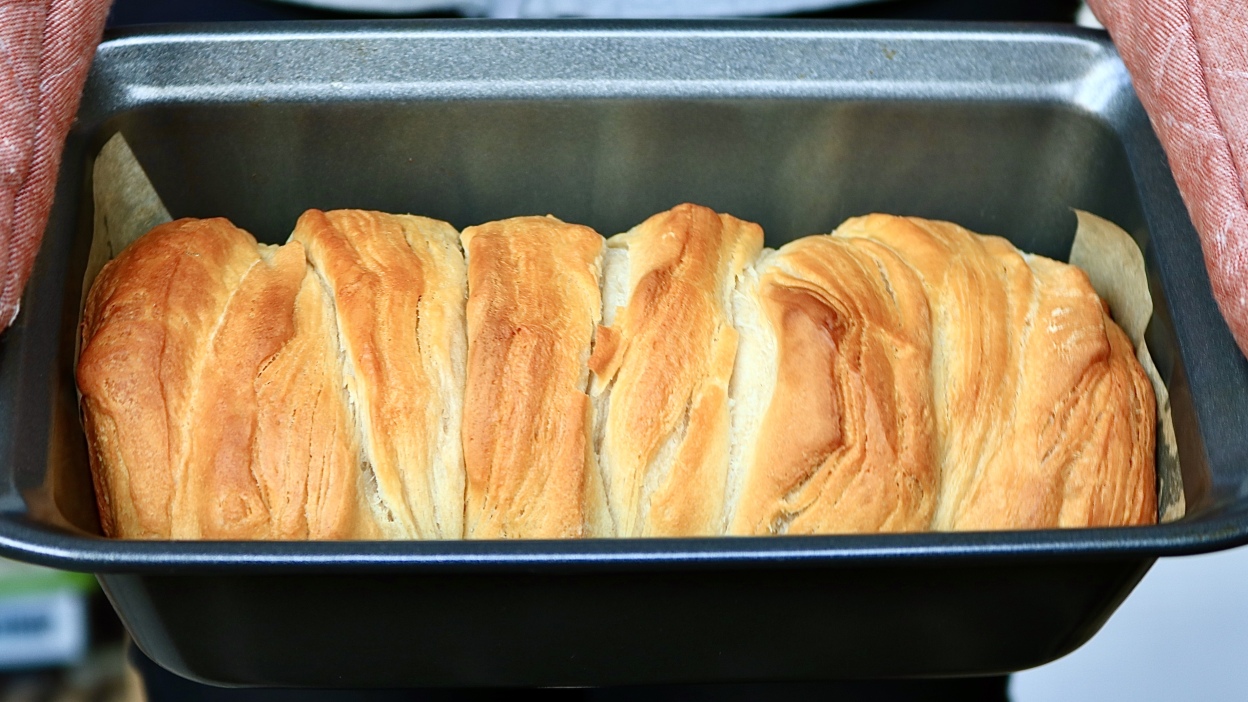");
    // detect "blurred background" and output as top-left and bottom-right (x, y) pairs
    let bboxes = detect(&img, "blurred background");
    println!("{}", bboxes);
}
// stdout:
(4, 1), (1243, 701)
(103, 0), (1084, 23)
